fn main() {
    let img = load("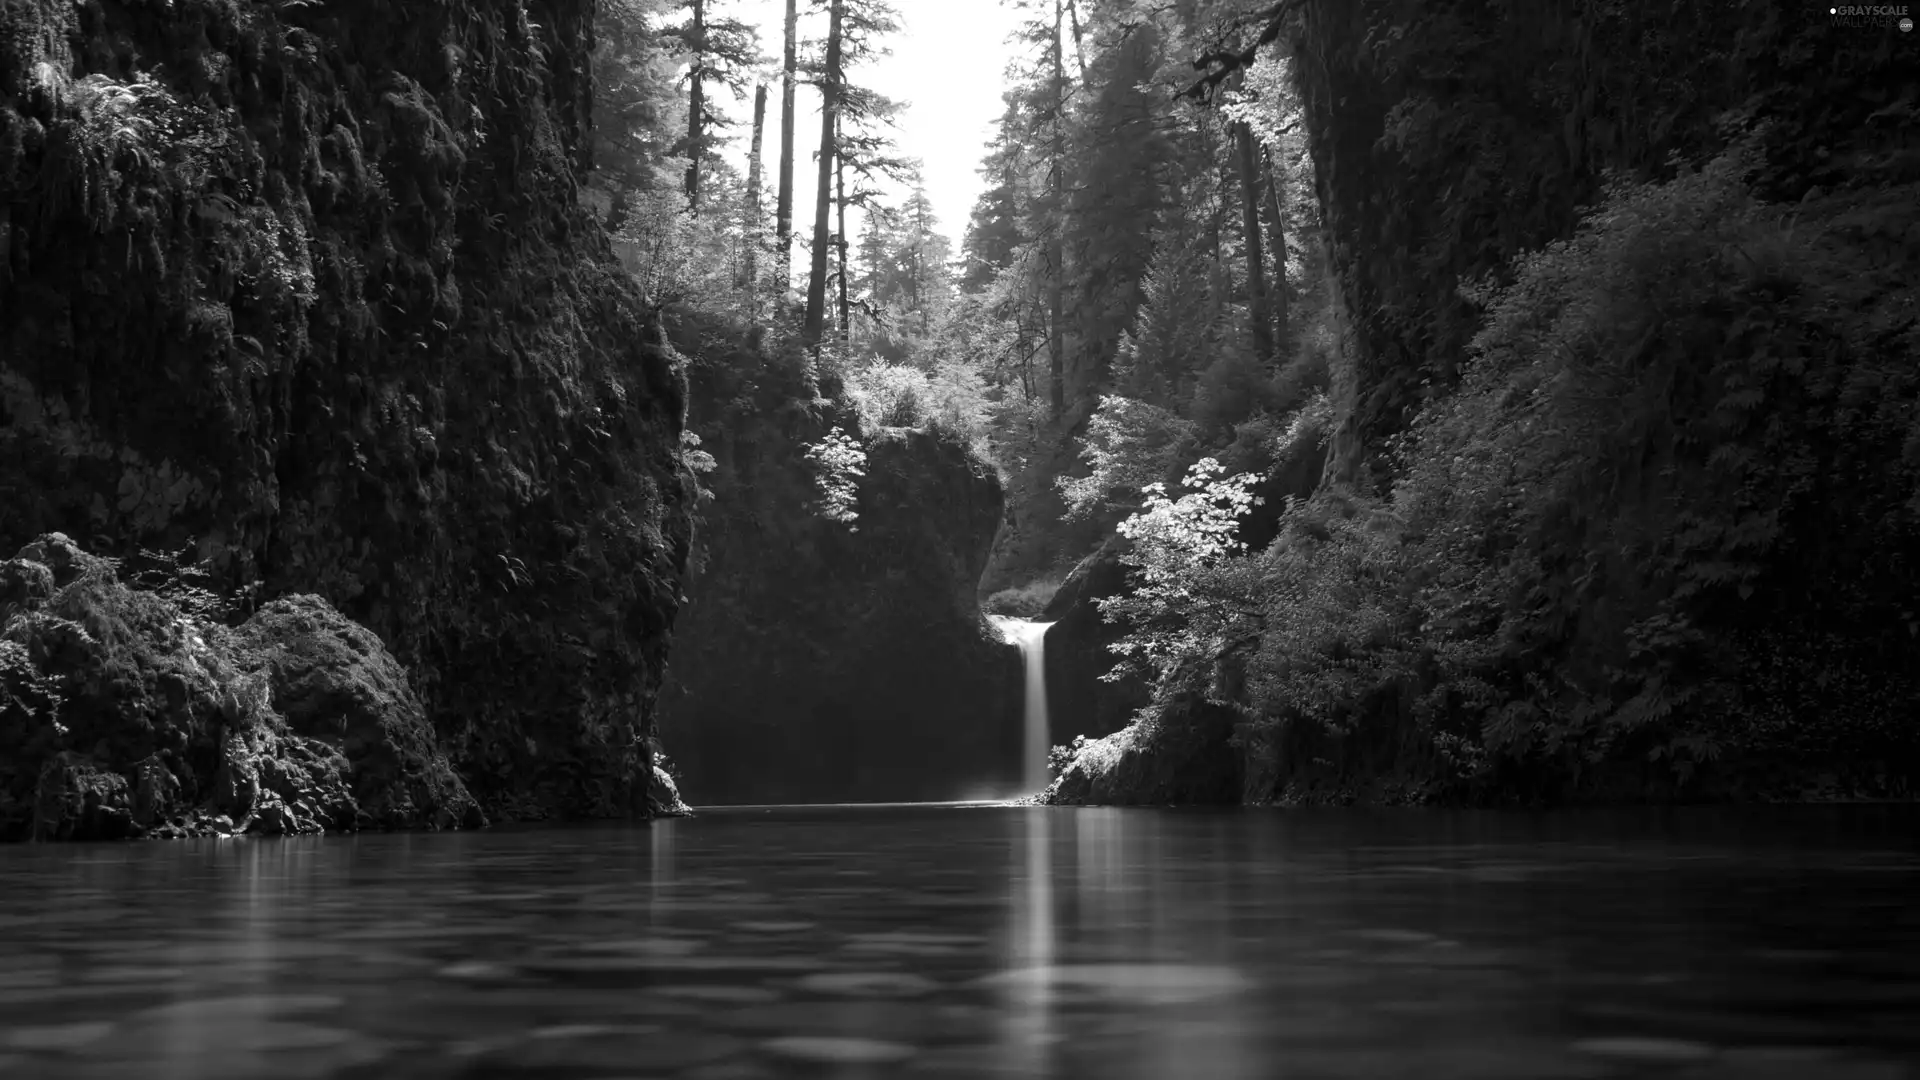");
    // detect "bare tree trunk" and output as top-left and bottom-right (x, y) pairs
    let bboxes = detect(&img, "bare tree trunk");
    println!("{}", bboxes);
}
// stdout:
(1046, 0), (1066, 419)
(835, 115), (850, 337)
(802, 0), (843, 348)
(1235, 121), (1274, 362)
(1261, 146), (1290, 354)
(743, 83), (768, 299)
(684, 0), (706, 211)
(776, 0), (798, 293)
